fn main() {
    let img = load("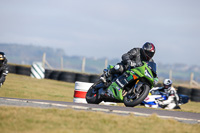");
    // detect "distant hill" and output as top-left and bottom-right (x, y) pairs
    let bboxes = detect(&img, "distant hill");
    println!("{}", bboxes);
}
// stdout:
(1, 43), (65, 65)
(1, 43), (200, 82)
(0, 43), (119, 73)
(157, 63), (200, 82)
